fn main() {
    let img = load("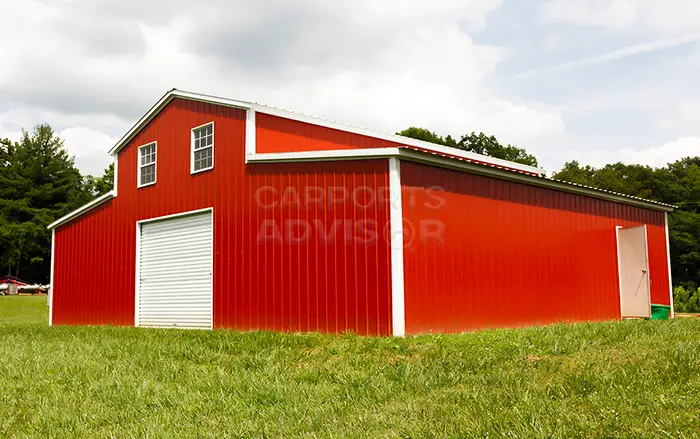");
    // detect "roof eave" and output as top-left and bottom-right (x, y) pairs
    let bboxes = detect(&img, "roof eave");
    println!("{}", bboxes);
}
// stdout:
(47, 191), (115, 230)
